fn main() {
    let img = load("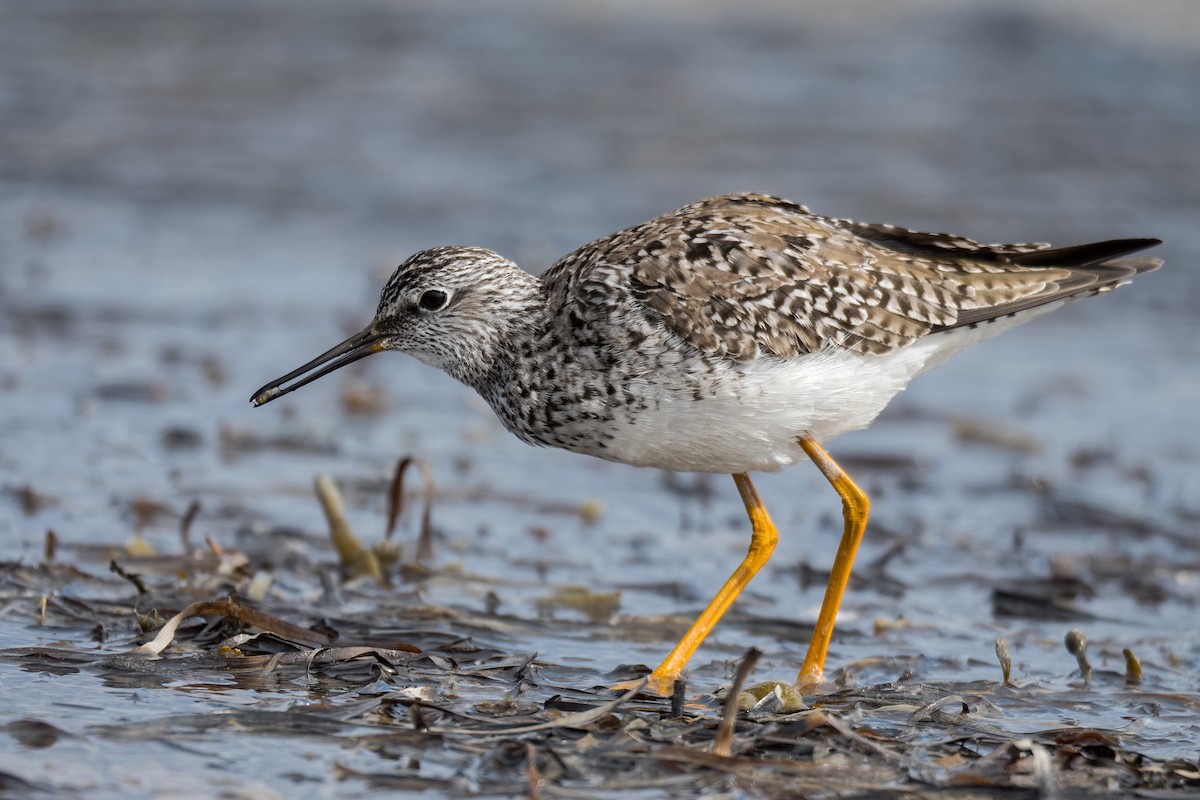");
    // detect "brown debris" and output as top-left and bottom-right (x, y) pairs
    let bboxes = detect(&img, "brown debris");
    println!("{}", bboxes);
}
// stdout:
(5, 484), (58, 516)
(1065, 628), (1093, 683)
(340, 380), (388, 415)
(109, 559), (147, 596)
(535, 585), (621, 623)
(2, 537), (1198, 799)
(179, 500), (201, 550)
(0, 460), (1195, 799)
(995, 636), (1014, 686)
(218, 424), (339, 459)
(1123, 647), (1143, 685)
(951, 416), (1042, 454)
(713, 647), (761, 756)
(385, 456), (436, 565)
(131, 598), (338, 656)
(315, 473), (384, 583)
